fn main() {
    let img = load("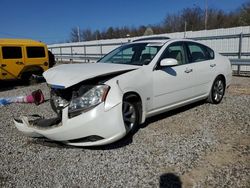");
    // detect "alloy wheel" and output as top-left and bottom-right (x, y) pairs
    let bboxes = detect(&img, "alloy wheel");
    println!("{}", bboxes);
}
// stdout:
(122, 101), (137, 131)
(212, 79), (225, 103)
